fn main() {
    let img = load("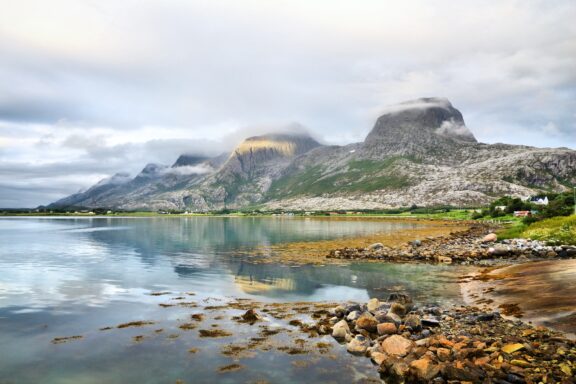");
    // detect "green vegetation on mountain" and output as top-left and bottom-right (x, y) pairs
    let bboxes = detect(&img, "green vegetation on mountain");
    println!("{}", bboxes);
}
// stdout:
(267, 157), (414, 199)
